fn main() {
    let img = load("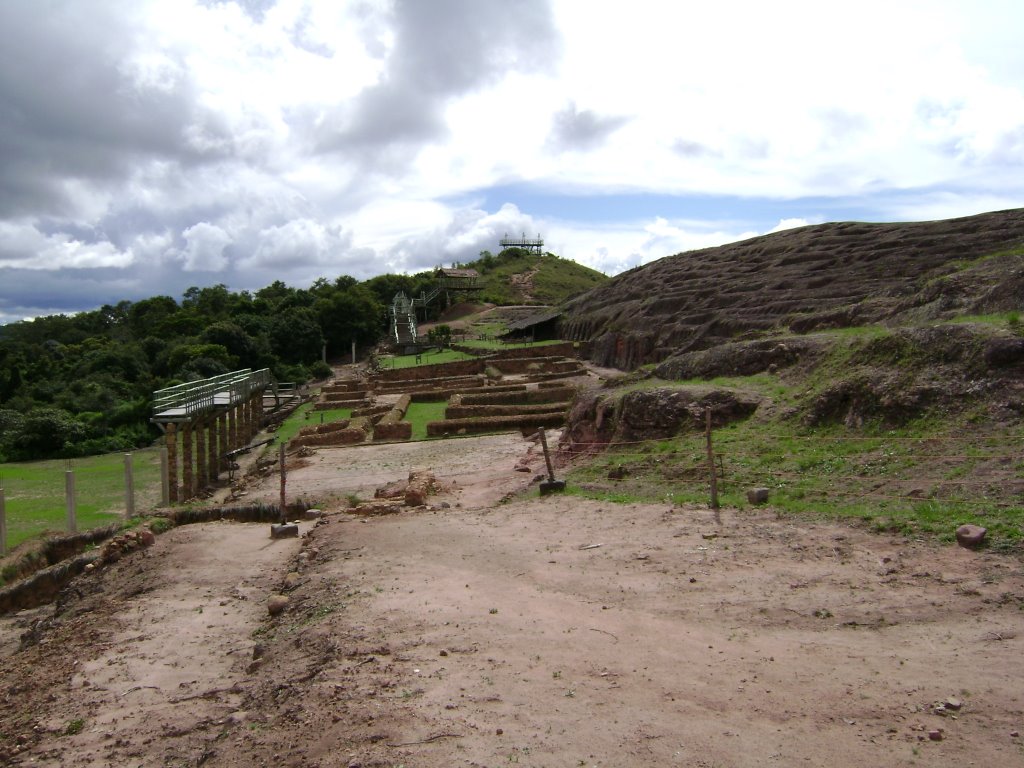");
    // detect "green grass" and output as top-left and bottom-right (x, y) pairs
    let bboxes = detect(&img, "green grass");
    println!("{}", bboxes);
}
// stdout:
(405, 401), (448, 441)
(380, 348), (476, 369)
(460, 338), (567, 351)
(1, 447), (163, 551)
(947, 311), (1022, 329)
(273, 403), (352, 444)
(564, 393), (1024, 551)
(472, 252), (606, 305)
